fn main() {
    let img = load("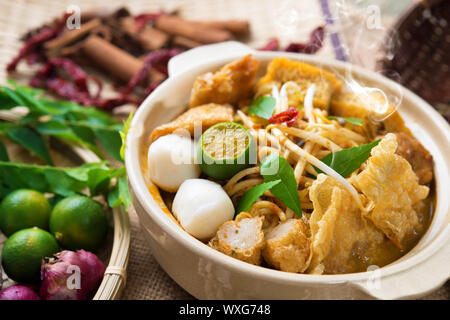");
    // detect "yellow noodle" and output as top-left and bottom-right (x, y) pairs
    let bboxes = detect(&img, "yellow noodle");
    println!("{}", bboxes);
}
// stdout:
(249, 201), (286, 221)
(227, 178), (264, 197)
(223, 166), (260, 193)
(268, 124), (342, 152)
